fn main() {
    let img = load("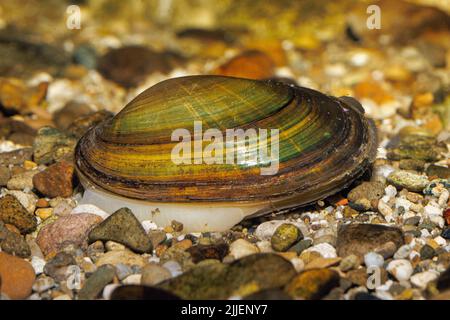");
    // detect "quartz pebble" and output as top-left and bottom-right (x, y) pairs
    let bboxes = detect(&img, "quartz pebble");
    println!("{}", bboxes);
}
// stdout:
(386, 259), (413, 282)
